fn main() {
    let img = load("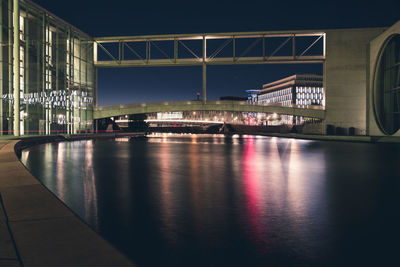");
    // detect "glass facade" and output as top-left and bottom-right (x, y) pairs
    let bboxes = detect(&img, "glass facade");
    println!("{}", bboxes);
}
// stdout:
(0, 0), (95, 136)
(255, 75), (324, 125)
(375, 34), (400, 135)
(258, 82), (324, 107)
